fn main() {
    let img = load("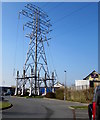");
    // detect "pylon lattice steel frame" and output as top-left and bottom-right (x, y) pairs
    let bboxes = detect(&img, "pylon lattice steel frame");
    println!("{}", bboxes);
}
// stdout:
(15, 3), (55, 96)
